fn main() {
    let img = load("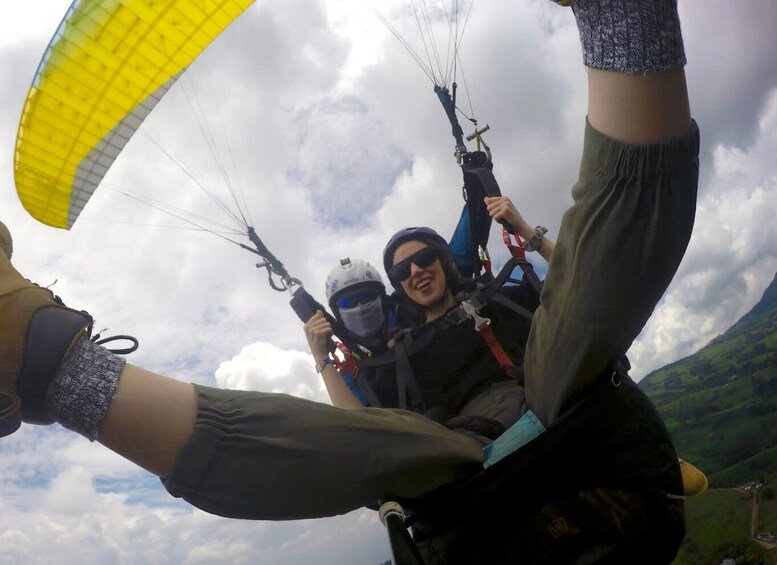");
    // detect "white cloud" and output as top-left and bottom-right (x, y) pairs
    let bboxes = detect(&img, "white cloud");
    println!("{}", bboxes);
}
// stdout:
(2, 0), (777, 563)
(629, 87), (777, 379)
(215, 341), (330, 403)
